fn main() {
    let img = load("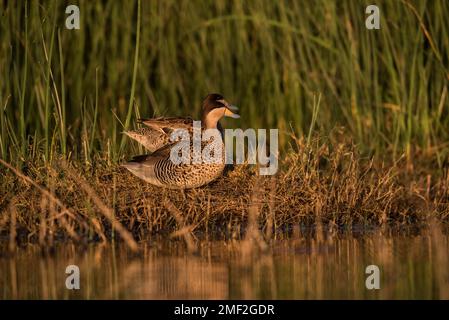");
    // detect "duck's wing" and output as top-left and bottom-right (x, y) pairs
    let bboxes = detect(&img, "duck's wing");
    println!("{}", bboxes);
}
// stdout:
(121, 142), (184, 187)
(123, 141), (177, 165)
(138, 117), (194, 132)
(124, 117), (194, 153)
(123, 126), (172, 153)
